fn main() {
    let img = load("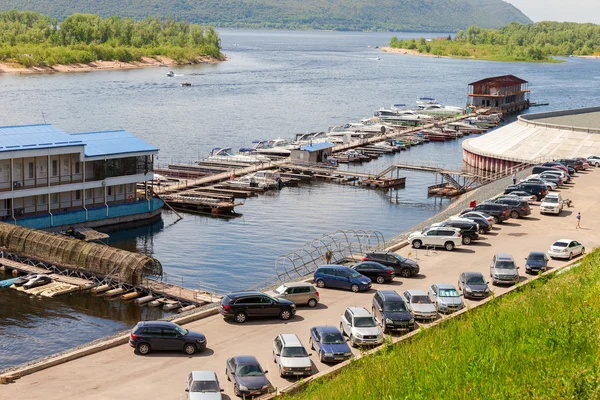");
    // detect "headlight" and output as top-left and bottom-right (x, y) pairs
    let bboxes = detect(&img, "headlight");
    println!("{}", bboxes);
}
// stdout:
(465, 287), (472, 293)
(239, 385), (248, 391)
(262, 384), (270, 390)
(197, 338), (206, 343)
(385, 318), (393, 324)
(409, 318), (415, 324)
(344, 352), (352, 357)
(324, 352), (333, 357)
(355, 333), (363, 338)
(484, 288), (490, 293)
